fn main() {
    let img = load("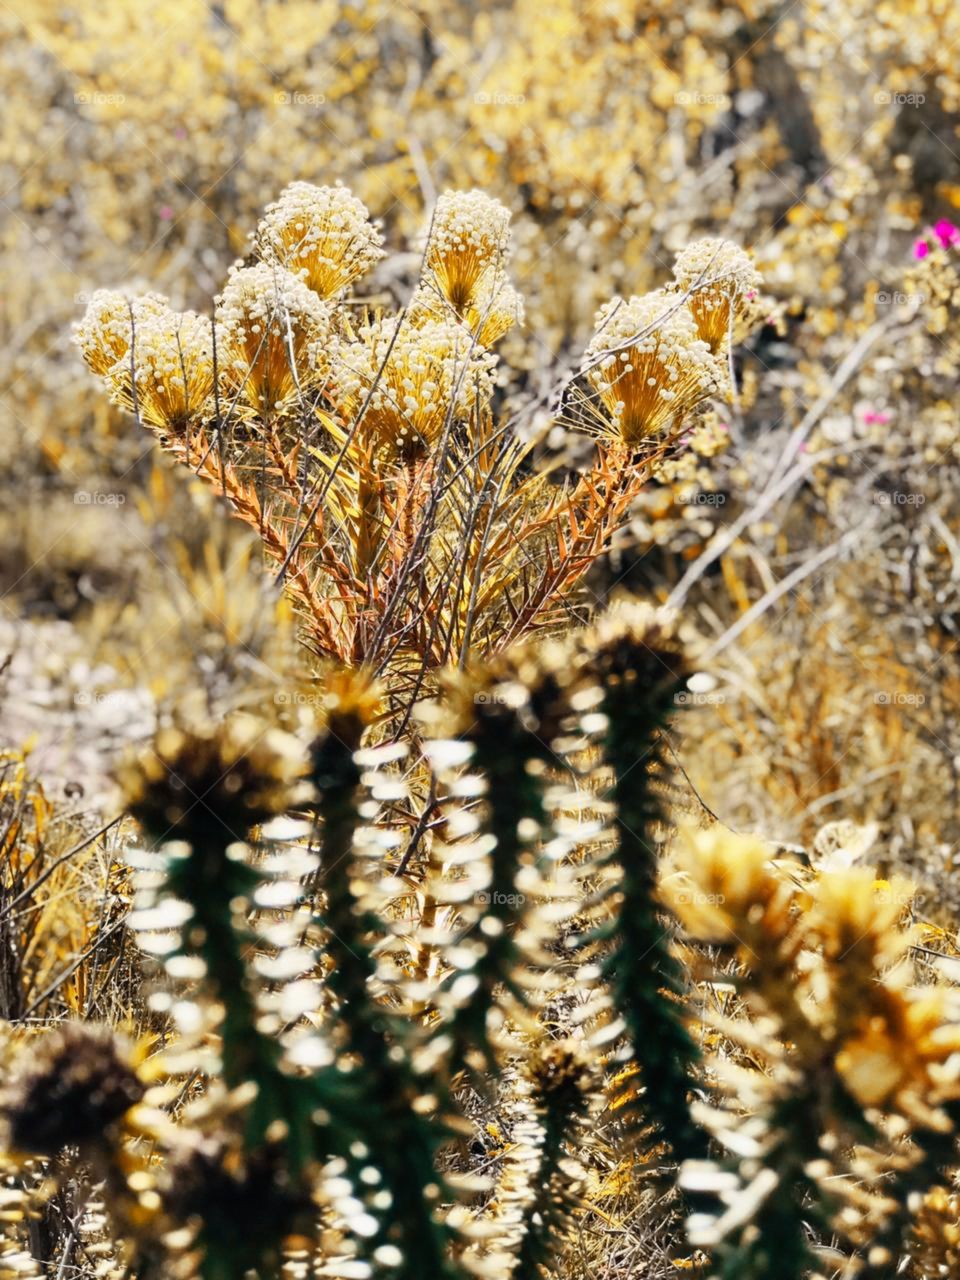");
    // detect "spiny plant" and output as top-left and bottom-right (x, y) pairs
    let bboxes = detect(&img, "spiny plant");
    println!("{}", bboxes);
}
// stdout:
(0, 603), (716, 1280)
(4, 607), (960, 1280)
(665, 824), (960, 1280)
(16, 177), (958, 1280)
(72, 182), (762, 715)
